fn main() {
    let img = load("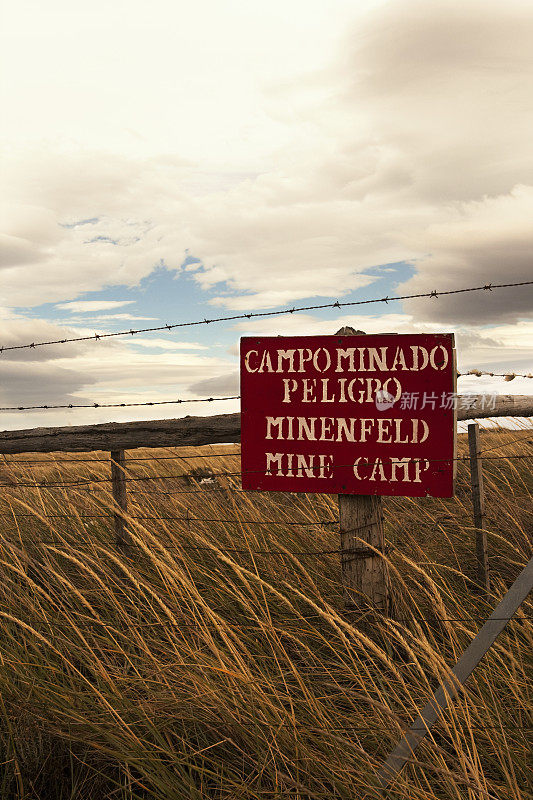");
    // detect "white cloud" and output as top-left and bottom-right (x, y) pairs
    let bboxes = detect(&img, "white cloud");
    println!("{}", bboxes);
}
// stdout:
(0, 314), (237, 430)
(55, 300), (136, 313)
(1, 0), (383, 163)
(130, 338), (207, 351)
(0, 318), (99, 362)
(73, 314), (158, 322)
